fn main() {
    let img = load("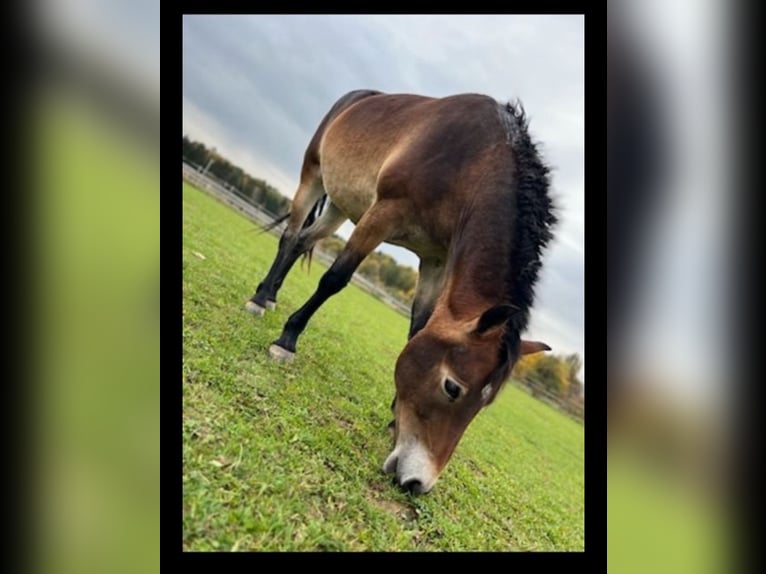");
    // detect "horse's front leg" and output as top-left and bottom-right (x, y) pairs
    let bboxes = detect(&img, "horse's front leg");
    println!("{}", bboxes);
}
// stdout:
(407, 257), (446, 339)
(389, 258), (444, 431)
